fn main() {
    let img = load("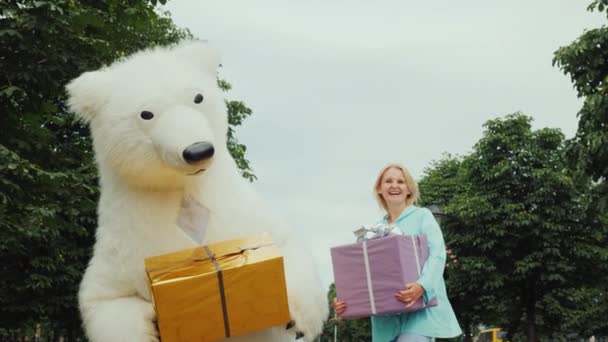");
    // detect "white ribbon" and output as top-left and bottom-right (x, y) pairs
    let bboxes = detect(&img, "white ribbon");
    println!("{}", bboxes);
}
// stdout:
(361, 240), (376, 314)
(354, 223), (397, 314)
(410, 235), (426, 308)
